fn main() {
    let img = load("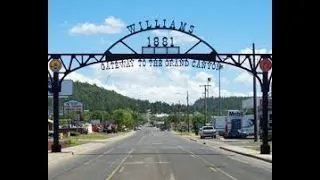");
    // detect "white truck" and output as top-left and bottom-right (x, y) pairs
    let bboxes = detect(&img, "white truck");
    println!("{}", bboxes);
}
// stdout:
(212, 110), (254, 138)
